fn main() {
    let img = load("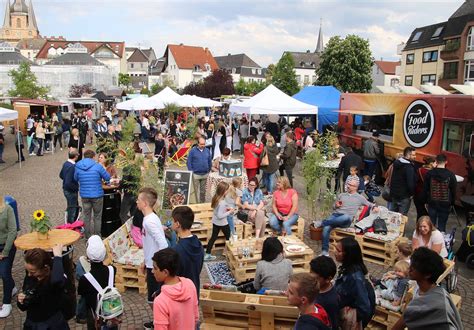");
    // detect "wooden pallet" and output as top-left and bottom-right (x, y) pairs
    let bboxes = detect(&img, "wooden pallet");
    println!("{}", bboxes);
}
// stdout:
(225, 237), (313, 283)
(200, 290), (298, 329)
(329, 215), (407, 267)
(114, 263), (147, 293)
(244, 217), (305, 240)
